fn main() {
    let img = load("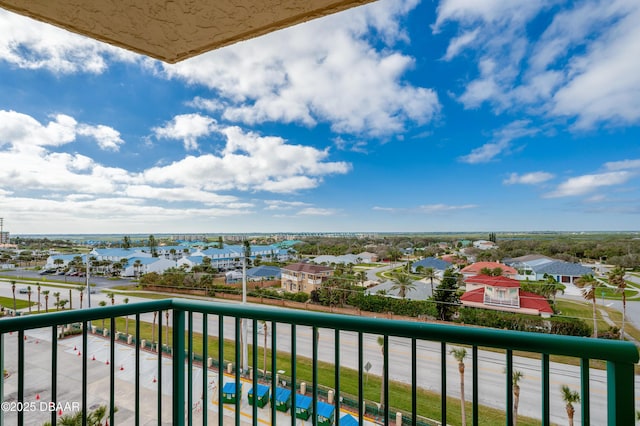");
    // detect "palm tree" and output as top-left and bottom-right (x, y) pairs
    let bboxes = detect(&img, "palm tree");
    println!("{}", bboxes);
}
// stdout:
(561, 385), (580, 426)
(390, 273), (415, 299)
(26, 286), (32, 314)
(77, 286), (85, 309)
(99, 301), (107, 330)
(68, 289), (73, 310)
(37, 284), (41, 313)
(357, 270), (367, 285)
(423, 267), (436, 294)
(42, 290), (50, 313)
(11, 280), (16, 314)
(512, 370), (524, 425)
(608, 266), (627, 340)
(123, 298), (130, 335)
(107, 292), (115, 305)
(574, 274), (601, 338)
(134, 259), (142, 278)
(541, 275), (564, 305)
(53, 292), (61, 311)
(377, 336), (386, 410)
(450, 347), (467, 426)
